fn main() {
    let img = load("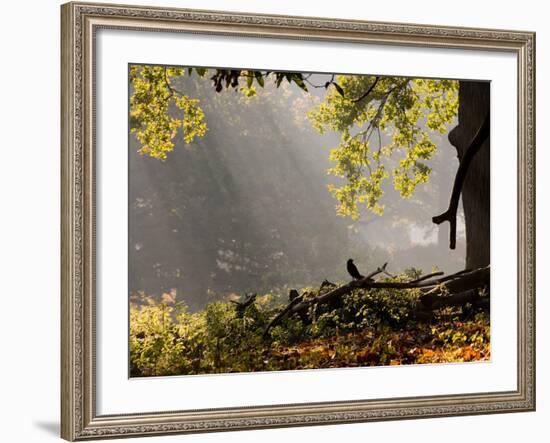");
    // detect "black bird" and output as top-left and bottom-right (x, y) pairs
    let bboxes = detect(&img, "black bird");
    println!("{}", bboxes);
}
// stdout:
(347, 259), (364, 280)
